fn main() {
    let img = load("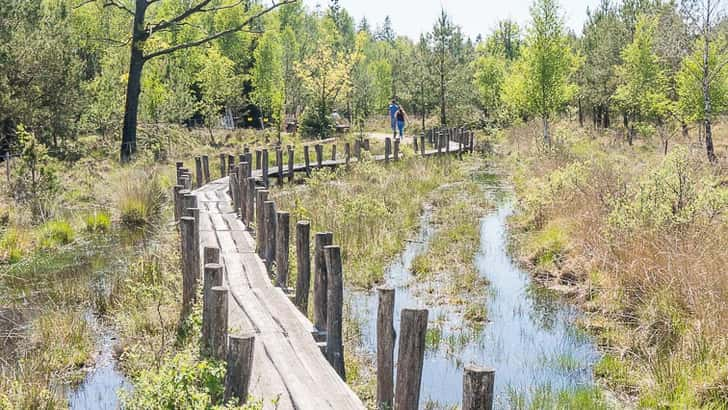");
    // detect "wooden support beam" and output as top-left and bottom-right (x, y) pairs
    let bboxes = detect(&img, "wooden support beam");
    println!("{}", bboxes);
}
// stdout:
(376, 286), (395, 410)
(394, 308), (428, 410)
(462, 365), (495, 410)
(276, 211), (290, 289)
(224, 334), (255, 405)
(313, 232), (333, 332)
(295, 221), (311, 315)
(210, 286), (229, 360)
(324, 245), (345, 380)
